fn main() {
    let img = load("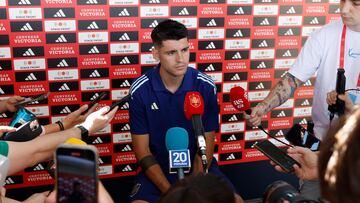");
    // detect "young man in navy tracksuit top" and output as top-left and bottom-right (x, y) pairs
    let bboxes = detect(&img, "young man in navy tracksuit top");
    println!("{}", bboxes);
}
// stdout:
(129, 19), (243, 203)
